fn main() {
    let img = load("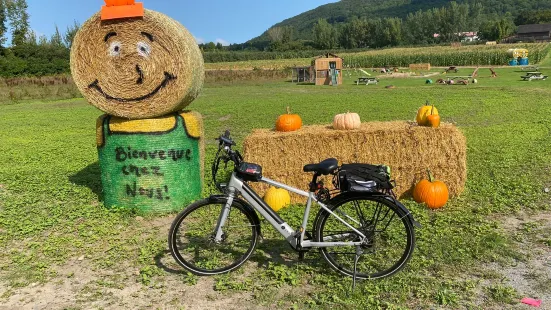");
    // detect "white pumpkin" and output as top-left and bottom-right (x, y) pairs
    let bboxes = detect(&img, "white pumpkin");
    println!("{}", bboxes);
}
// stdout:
(333, 112), (361, 130)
